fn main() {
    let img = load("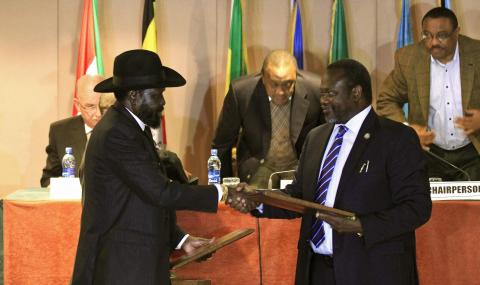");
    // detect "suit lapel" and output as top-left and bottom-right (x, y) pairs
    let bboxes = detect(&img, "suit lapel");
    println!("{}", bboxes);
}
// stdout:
(304, 124), (334, 202)
(334, 110), (377, 203)
(415, 49), (431, 122)
(70, 116), (87, 156)
(459, 37), (475, 109)
(290, 83), (310, 144)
